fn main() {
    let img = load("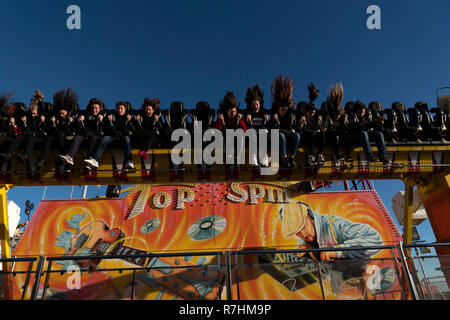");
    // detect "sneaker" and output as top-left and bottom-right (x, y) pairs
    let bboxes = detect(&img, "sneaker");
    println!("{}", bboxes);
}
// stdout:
(57, 154), (74, 166)
(316, 154), (326, 166)
(139, 150), (149, 161)
(280, 157), (290, 168)
(83, 158), (99, 169)
(289, 157), (297, 169)
(125, 160), (135, 170)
